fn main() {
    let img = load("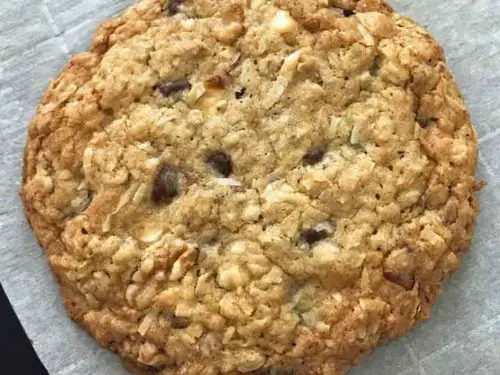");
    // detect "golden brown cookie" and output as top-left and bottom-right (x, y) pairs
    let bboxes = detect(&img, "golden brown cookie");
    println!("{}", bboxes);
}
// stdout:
(20, 0), (480, 374)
